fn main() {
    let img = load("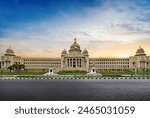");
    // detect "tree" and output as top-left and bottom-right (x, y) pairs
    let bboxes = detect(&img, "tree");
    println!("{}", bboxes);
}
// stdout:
(20, 64), (25, 70)
(42, 69), (46, 72)
(13, 64), (19, 70)
(10, 64), (25, 72)
(18, 64), (25, 70)
(8, 65), (14, 72)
